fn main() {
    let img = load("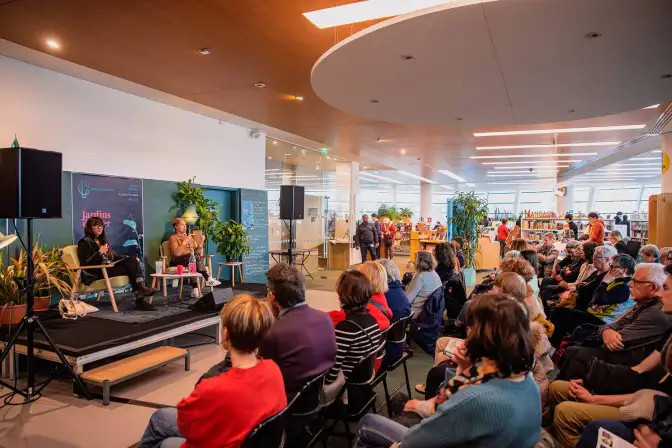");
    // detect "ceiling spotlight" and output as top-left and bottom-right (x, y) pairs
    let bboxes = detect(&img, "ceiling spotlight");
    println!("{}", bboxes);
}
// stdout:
(254, 82), (266, 88)
(455, 117), (463, 121)
(662, 74), (672, 79)
(400, 149), (406, 155)
(584, 31), (603, 39)
(198, 48), (212, 55)
(401, 55), (414, 60)
(268, 156), (272, 160)
(326, 156), (331, 160)
(370, 99), (379, 103)
(46, 40), (60, 49)
(566, 109), (575, 113)
(272, 140), (278, 145)
(294, 95), (304, 101)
